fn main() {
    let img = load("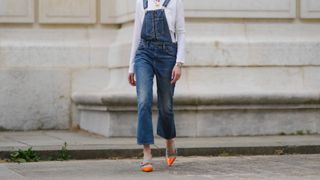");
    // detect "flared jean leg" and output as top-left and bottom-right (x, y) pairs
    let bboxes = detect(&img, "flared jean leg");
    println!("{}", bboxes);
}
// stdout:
(135, 51), (155, 145)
